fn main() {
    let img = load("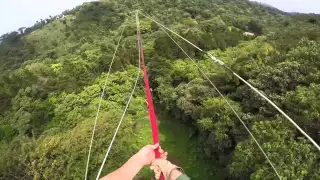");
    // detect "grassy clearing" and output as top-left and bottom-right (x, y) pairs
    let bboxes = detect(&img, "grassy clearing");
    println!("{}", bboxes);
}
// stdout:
(135, 111), (225, 179)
